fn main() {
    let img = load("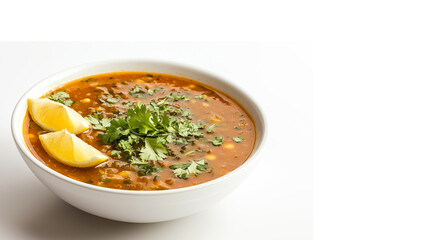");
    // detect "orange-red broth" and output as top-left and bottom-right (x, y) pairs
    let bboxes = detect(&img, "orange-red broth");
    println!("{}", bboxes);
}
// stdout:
(23, 72), (256, 190)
